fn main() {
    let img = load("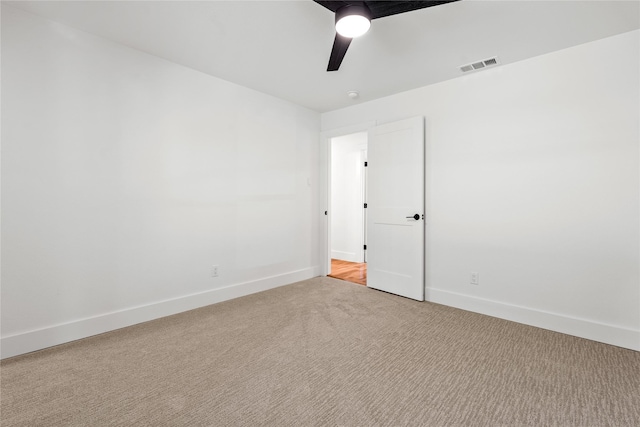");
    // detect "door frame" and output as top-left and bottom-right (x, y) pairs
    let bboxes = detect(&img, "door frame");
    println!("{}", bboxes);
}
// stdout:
(319, 122), (376, 276)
